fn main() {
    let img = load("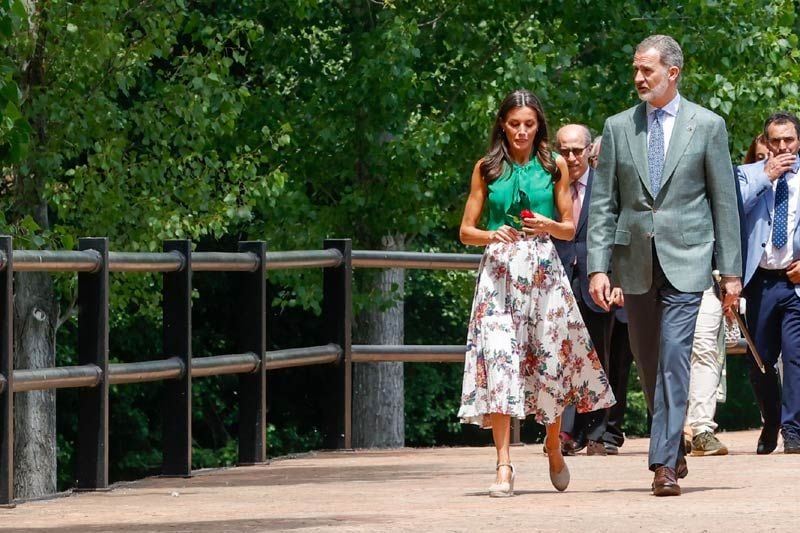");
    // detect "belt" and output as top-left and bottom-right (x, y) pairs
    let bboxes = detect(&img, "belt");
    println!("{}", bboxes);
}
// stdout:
(756, 267), (789, 279)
